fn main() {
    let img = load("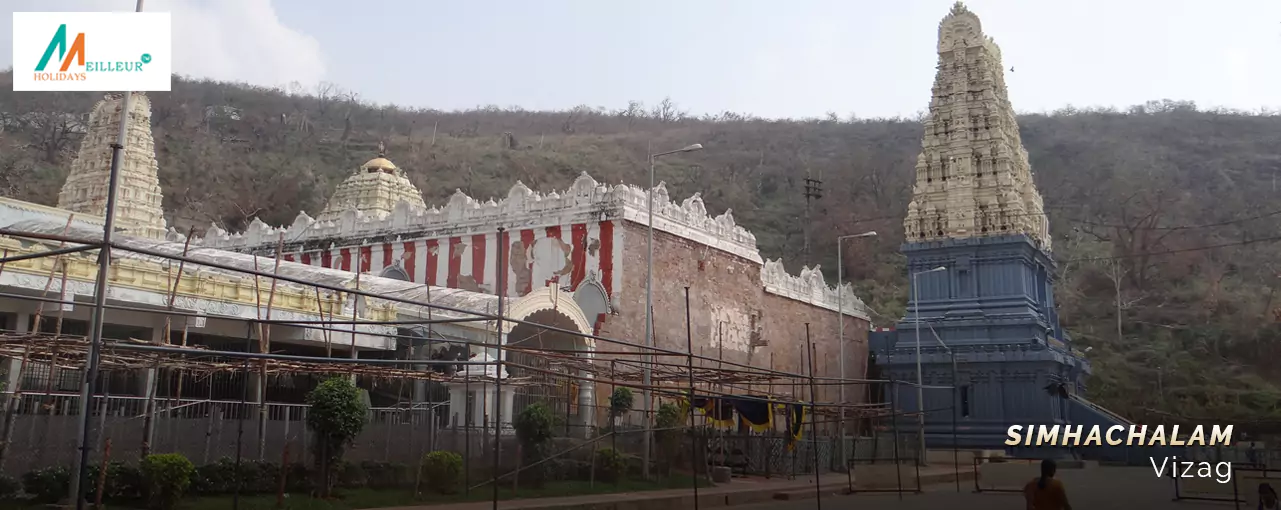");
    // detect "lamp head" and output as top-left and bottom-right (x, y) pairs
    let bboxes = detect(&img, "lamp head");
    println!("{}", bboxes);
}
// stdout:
(680, 143), (704, 152)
